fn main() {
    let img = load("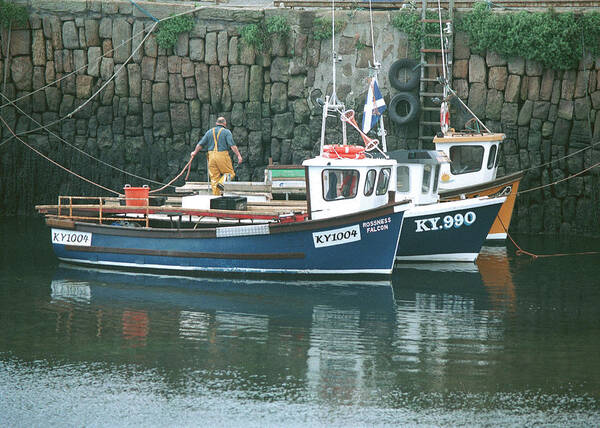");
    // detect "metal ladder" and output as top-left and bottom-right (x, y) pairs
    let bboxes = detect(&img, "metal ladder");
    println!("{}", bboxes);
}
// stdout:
(418, 0), (454, 148)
